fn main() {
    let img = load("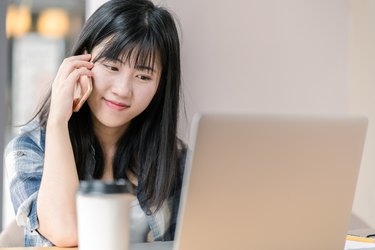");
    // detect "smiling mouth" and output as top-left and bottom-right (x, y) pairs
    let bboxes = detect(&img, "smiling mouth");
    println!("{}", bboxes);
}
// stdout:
(103, 98), (130, 110)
